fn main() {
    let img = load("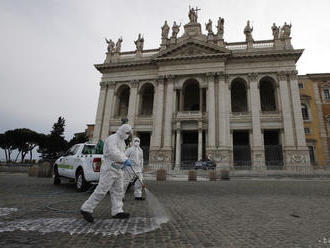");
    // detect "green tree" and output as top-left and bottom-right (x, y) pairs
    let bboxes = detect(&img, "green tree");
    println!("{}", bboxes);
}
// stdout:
(0, 131), (18, 162)
(68, 132), (89, 147)
(38, 117), (68, 160)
